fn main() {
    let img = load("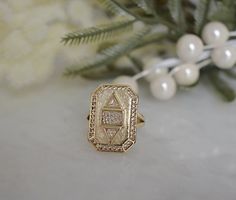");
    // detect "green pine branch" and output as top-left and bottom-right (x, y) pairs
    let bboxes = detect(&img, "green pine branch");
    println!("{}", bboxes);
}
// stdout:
(209, 1), (236, 29)
(132, 0), (151, 14)
(98, 0), (128, 15)
(64, 27), (150, 76)
(195, 0), (212, 34)
(133, 32), (170, 49)
(208, 68), (235, 102)
(105, 0), (177, 29)
(96, 32), (170, 52)
(62, 19), (136, 45)
(127, 54), (143, 72)
(223, 69), (236, 79)
(168, 0), (187, 32)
